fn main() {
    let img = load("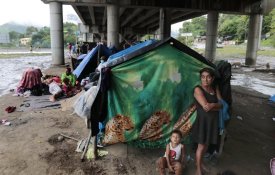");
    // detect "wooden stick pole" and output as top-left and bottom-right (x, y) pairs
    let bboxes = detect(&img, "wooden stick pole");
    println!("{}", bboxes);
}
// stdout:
(81, 130), (92, 161)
